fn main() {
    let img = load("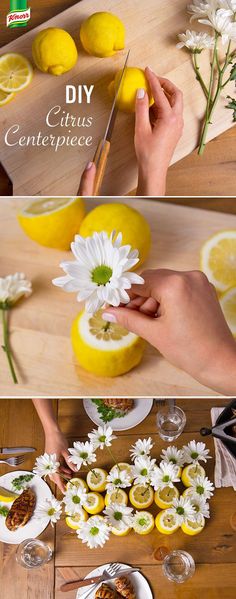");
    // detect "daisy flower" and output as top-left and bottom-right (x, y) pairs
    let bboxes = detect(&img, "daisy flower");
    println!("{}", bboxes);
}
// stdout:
(182, 440), (211, 464)
(130, 438), (154, 461)
(106, 466), (132, 494)
(0, 272), (32, 307)
(199, 8), (236, 44)
(103, 503), (134, 531)
(132, 456), (156, 486)
(150, 462), (180, 491)
(63, 485), (88, 516)
(77, 516), (110, 549)
(88, 425), (117, 450)
(52, 231), (144, 314)
(190, 475), (215, 500)
(160, 446), (185, 468)
(68, 441), (96, 470)
(33, 453), (60, 478)
(177, 29), (215, 51)
(187, 0), (219, 20)
(168, 496), (196, 525)
(36, 497), (62, 525)
(190, 496), (210, 522)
